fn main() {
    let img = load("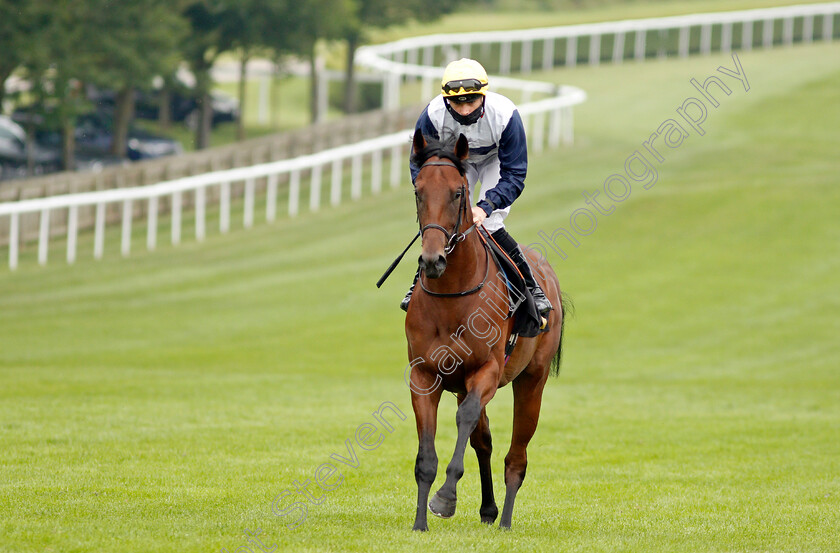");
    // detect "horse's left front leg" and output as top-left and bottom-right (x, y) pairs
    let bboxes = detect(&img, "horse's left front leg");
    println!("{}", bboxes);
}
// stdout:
(429, 362), (499, 519)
